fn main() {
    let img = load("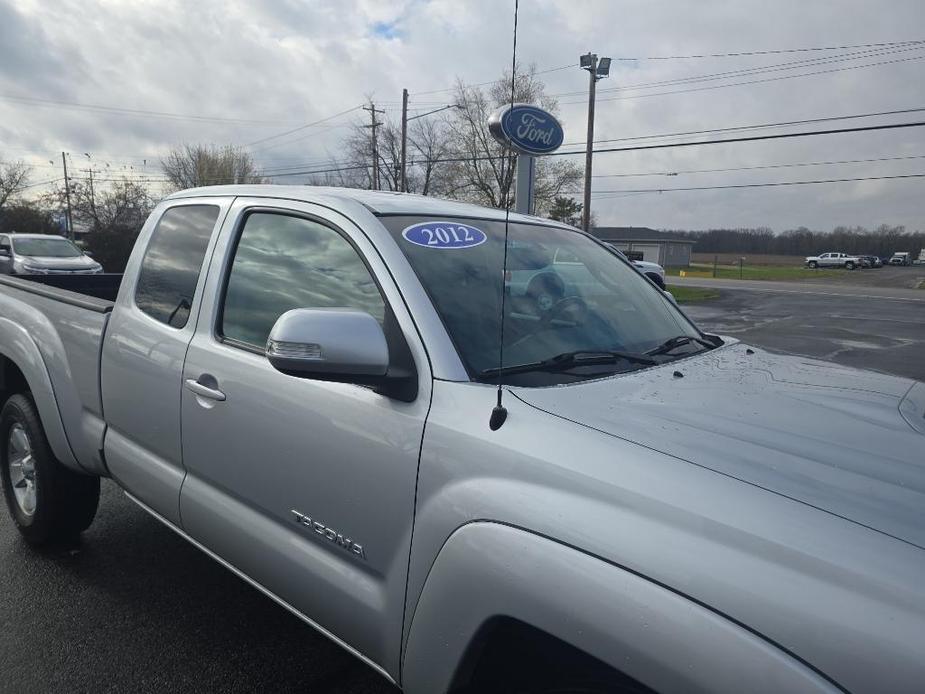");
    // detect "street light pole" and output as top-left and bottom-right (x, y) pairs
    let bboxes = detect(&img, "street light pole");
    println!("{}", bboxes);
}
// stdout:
(580, 52), (611, 232)
(400, 101), (462, 194)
